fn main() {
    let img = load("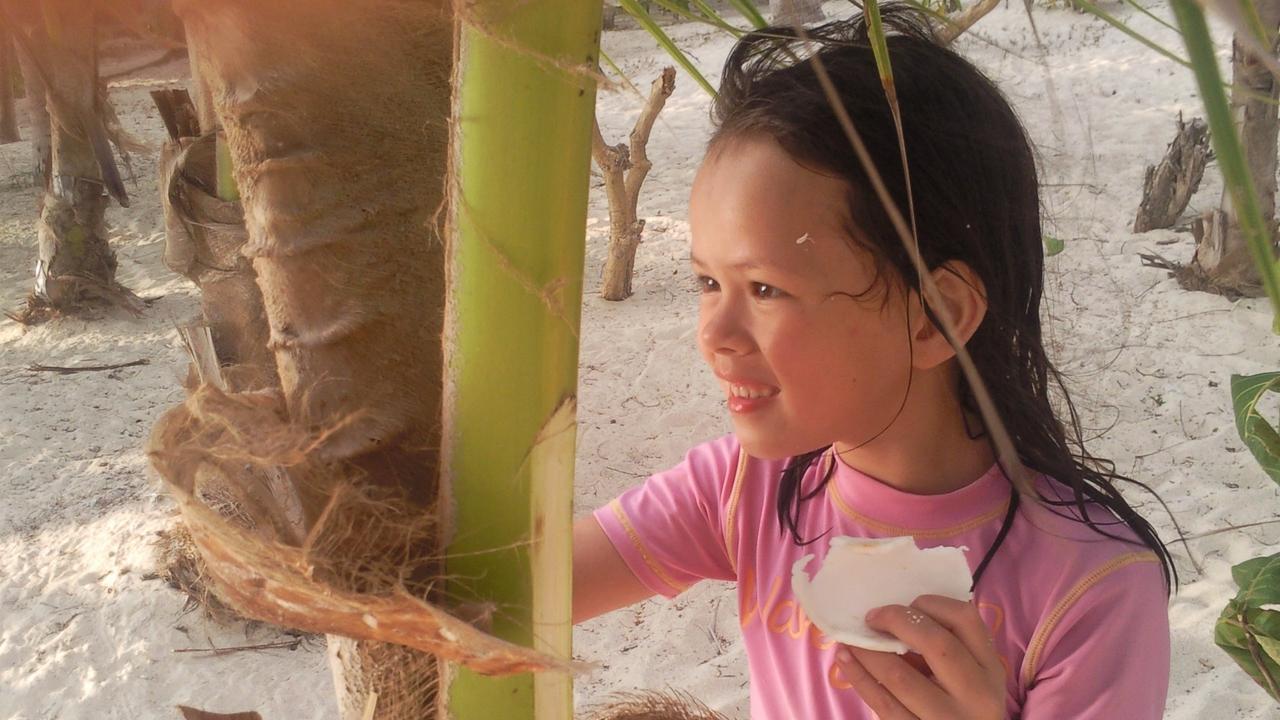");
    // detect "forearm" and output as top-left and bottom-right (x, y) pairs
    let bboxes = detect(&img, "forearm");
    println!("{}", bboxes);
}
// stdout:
(572, 514), (655, 624)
